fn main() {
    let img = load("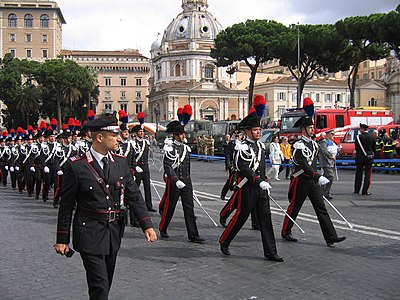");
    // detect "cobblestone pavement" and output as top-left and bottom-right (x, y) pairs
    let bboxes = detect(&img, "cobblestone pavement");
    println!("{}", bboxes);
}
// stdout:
(1, 160), (399, 299)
